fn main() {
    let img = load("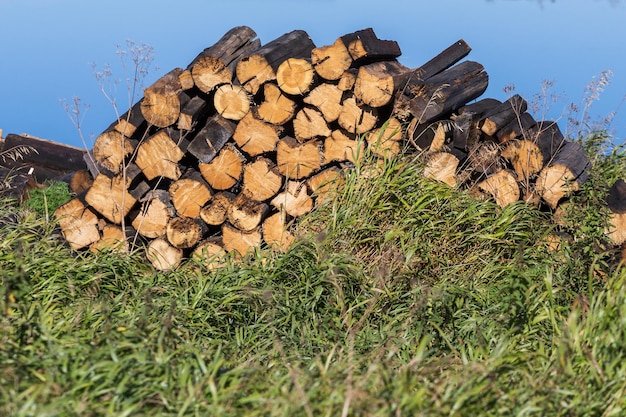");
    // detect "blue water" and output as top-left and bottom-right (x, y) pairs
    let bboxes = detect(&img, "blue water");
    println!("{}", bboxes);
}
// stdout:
(0, 0), (624, 148)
